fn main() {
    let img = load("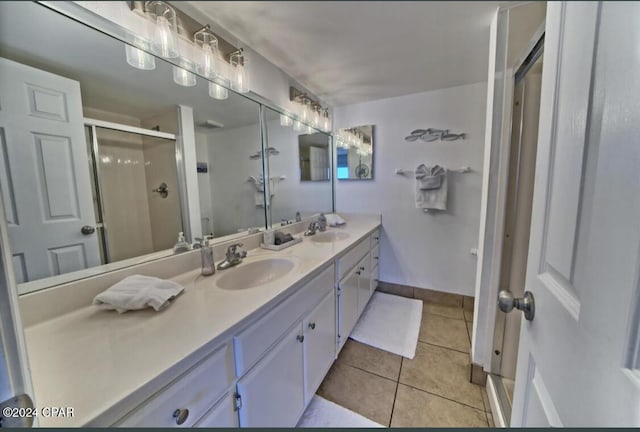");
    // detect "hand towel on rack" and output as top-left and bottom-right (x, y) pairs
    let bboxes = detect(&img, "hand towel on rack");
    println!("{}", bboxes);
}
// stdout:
(93, 275), (184, 313)
(415, 164), (448, 210)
